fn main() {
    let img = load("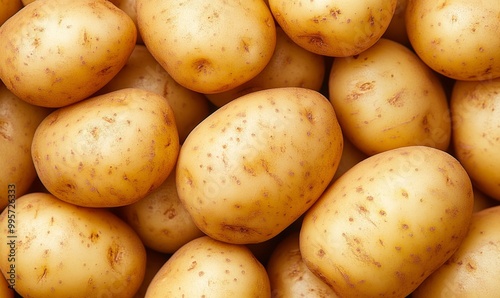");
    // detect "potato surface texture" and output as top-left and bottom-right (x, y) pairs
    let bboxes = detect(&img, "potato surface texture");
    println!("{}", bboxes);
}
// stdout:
(0, 0), (137, 107)
(32, 88), (179, 207)
(0, 192), (146, 298)
(176, 87), (343, 244)
(300, 146), (474, 298)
